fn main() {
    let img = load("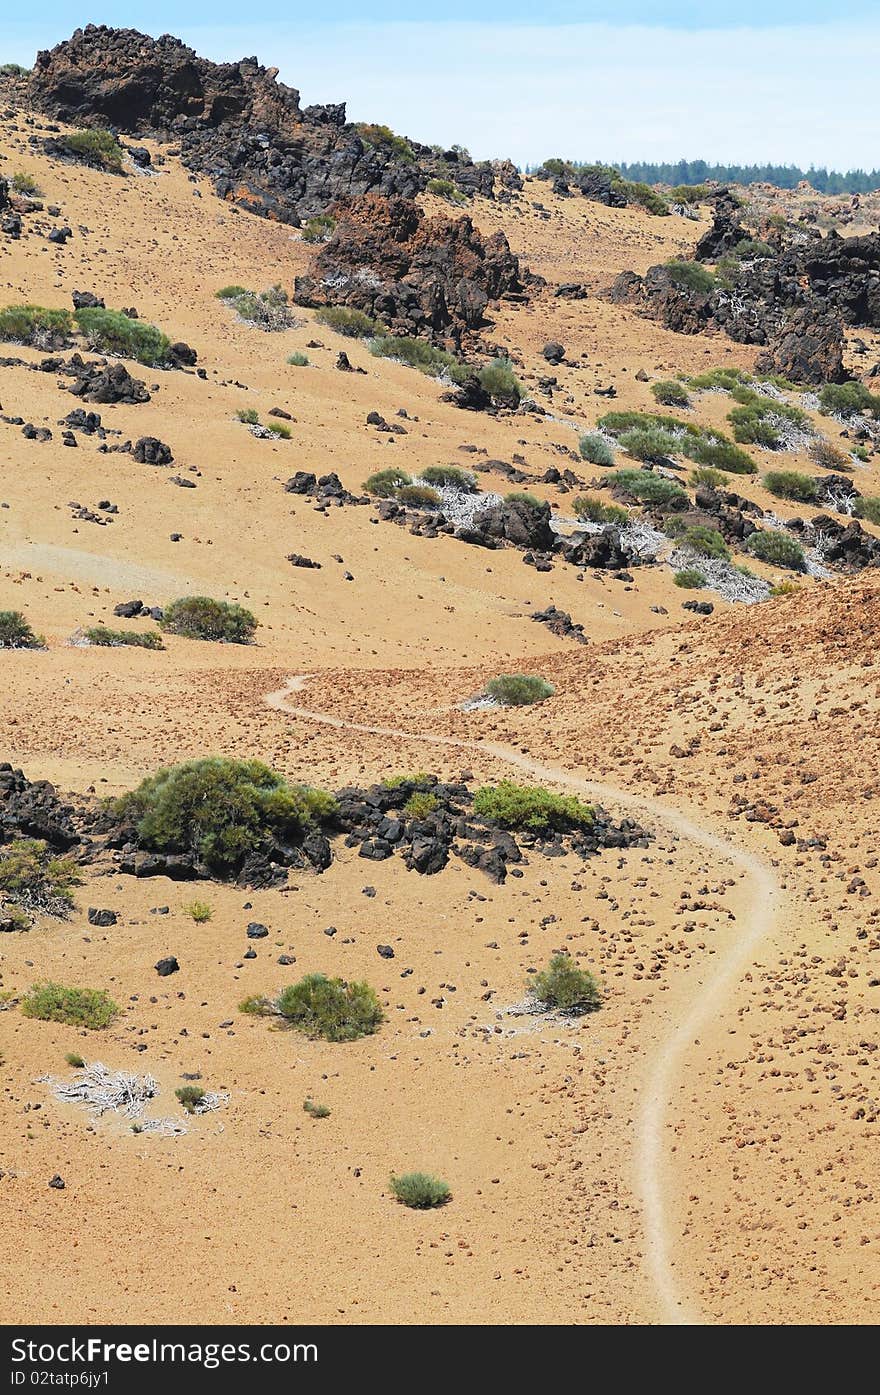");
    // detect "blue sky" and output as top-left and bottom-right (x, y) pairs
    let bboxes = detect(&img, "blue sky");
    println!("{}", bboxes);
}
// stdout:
(2, 5), (878, 168)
